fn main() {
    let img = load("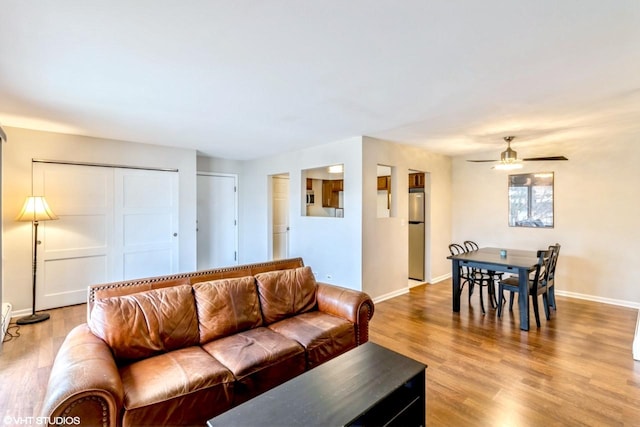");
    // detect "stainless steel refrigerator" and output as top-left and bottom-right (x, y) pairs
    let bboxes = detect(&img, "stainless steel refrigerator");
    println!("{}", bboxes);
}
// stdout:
(408, 190), (425, 281)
